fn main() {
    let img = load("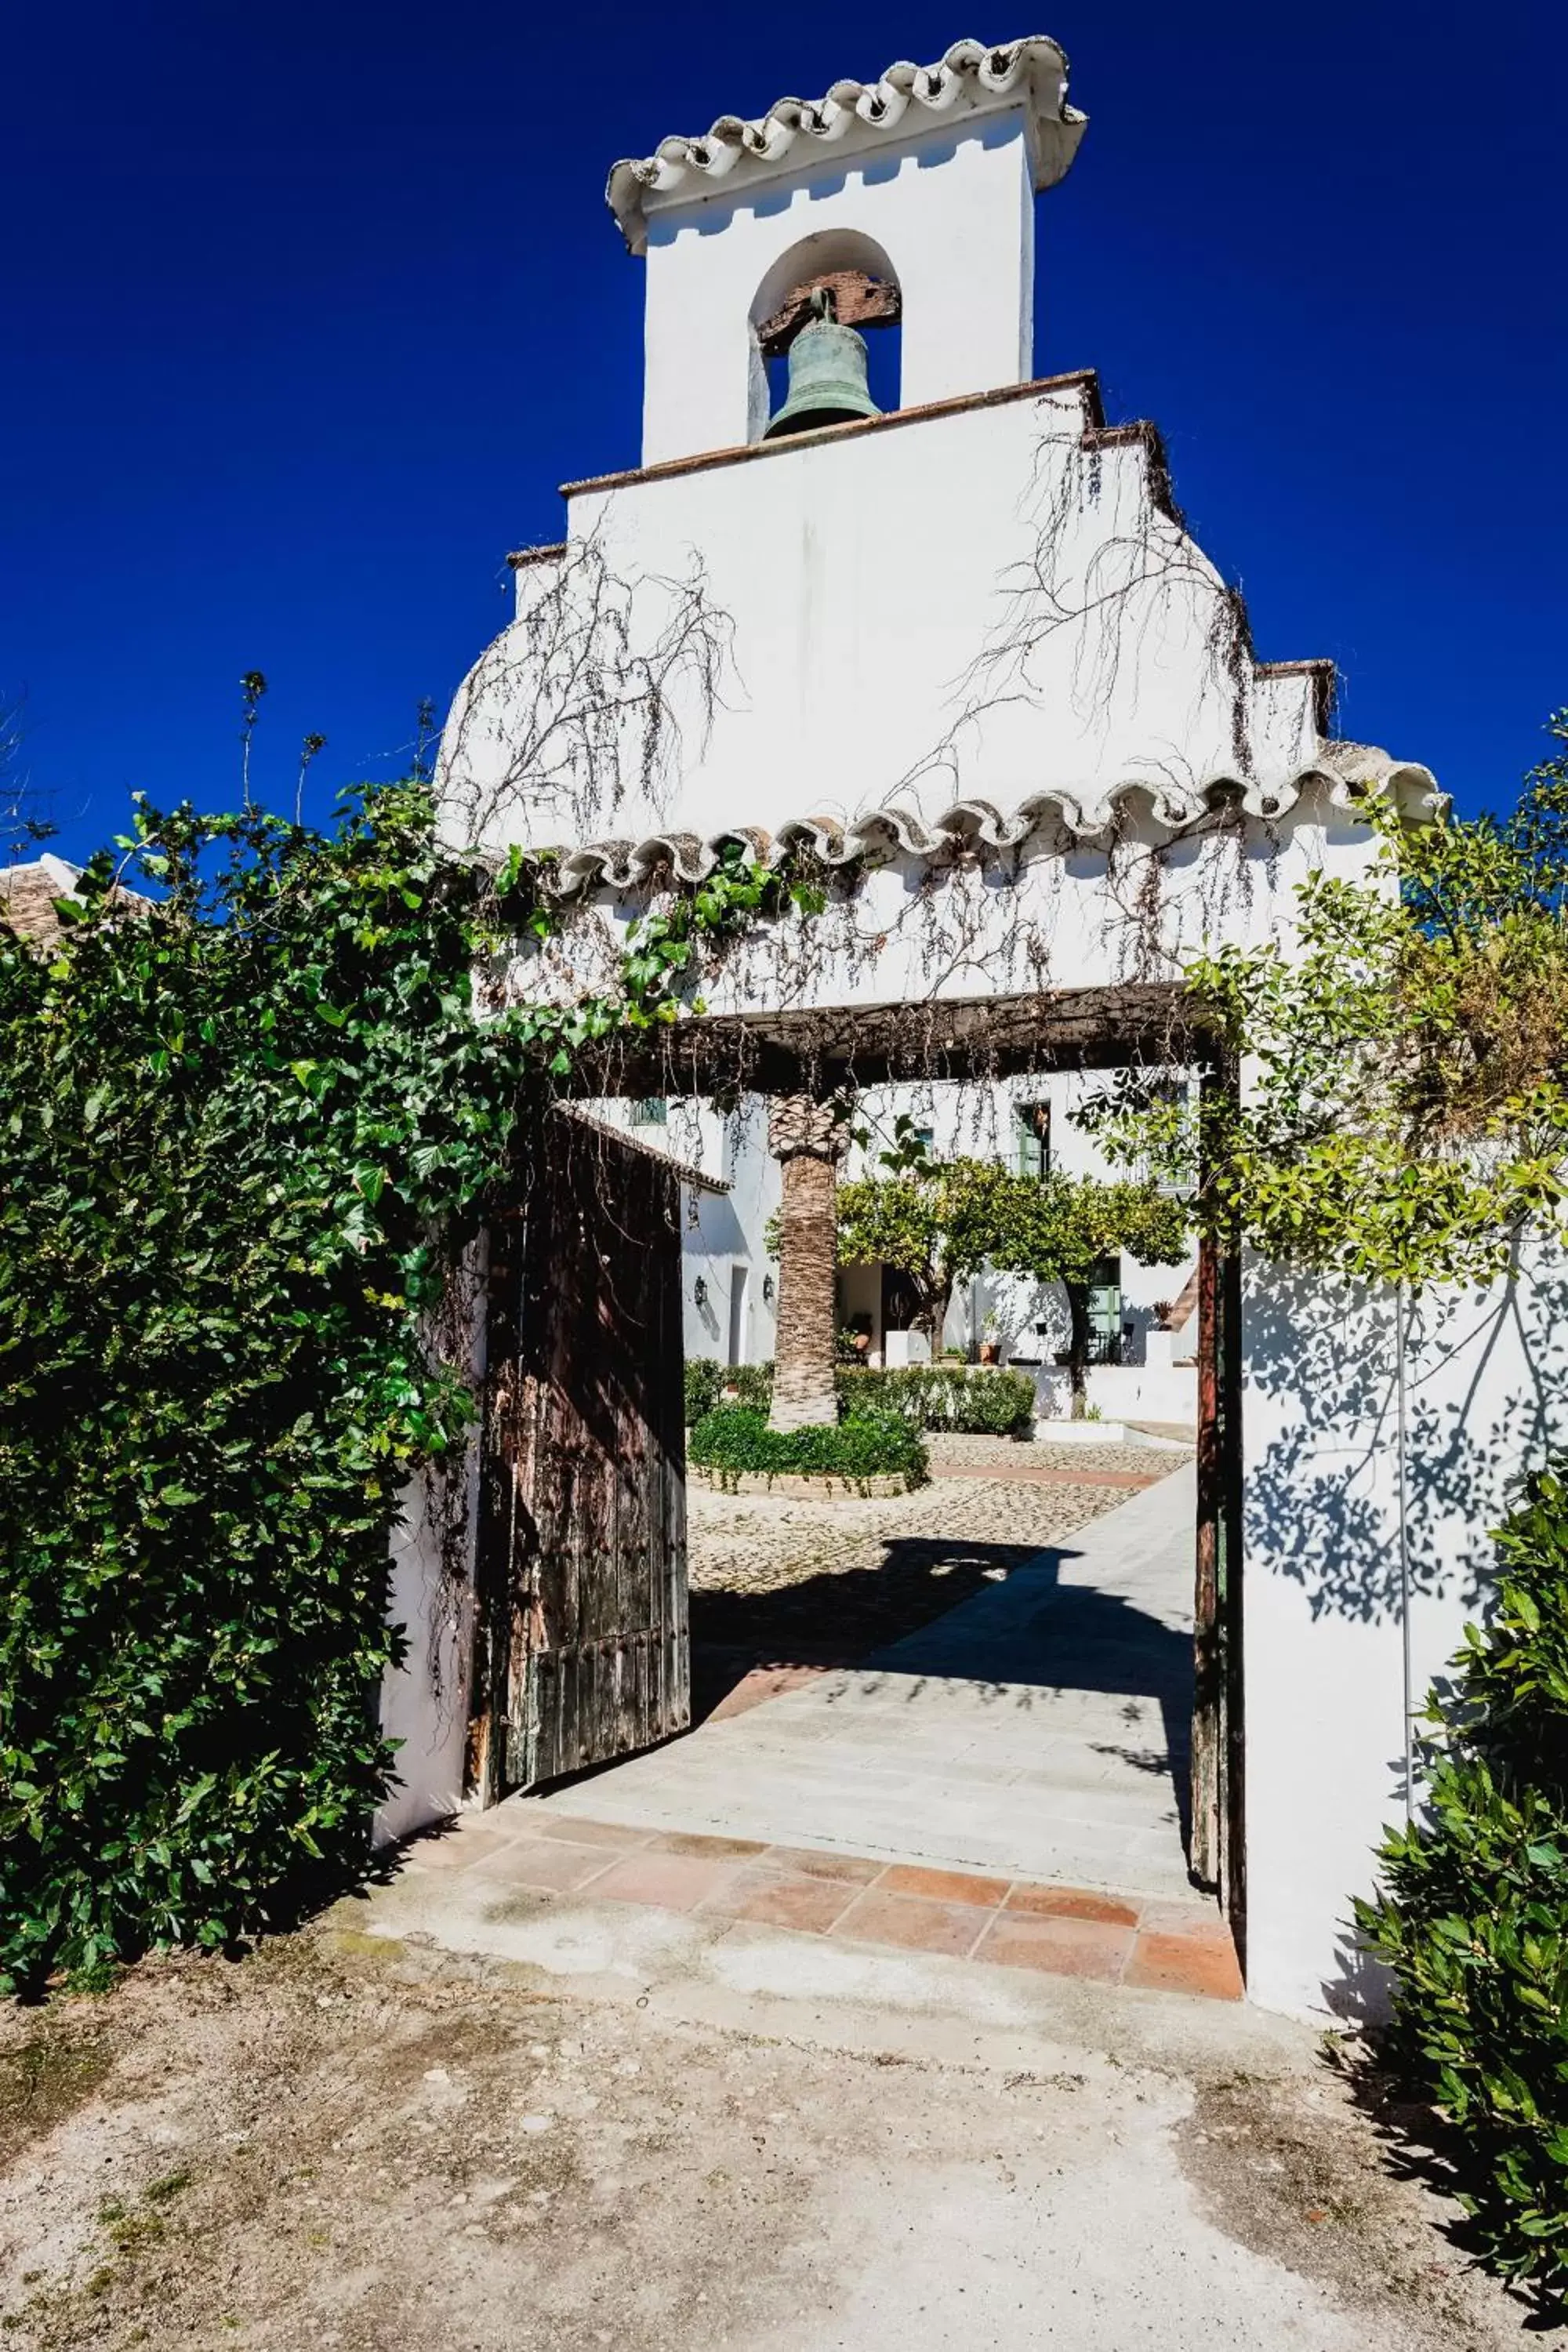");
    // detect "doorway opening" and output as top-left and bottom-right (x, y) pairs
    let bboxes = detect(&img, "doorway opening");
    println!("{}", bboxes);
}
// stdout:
(467, 985), (1244, 1962)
